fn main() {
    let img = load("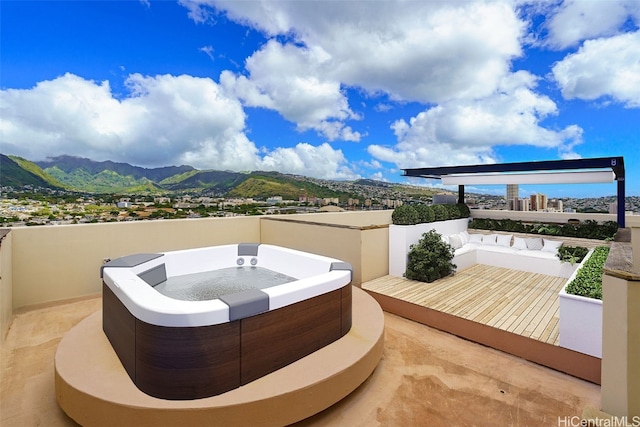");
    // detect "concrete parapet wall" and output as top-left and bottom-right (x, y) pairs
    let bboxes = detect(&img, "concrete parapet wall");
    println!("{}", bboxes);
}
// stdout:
(2, 210), (393, 311)
(260, 216), (389, 286)
(8, 216), (260, 309)
(0, 231), (12, 344)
